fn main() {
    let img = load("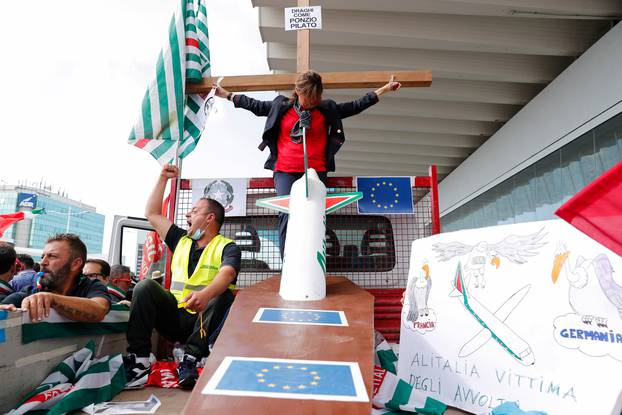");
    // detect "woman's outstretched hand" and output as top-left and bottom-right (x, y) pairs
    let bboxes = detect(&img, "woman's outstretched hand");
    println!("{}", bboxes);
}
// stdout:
(375, 80), (401, 97)
(212, 82), (229, 99)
